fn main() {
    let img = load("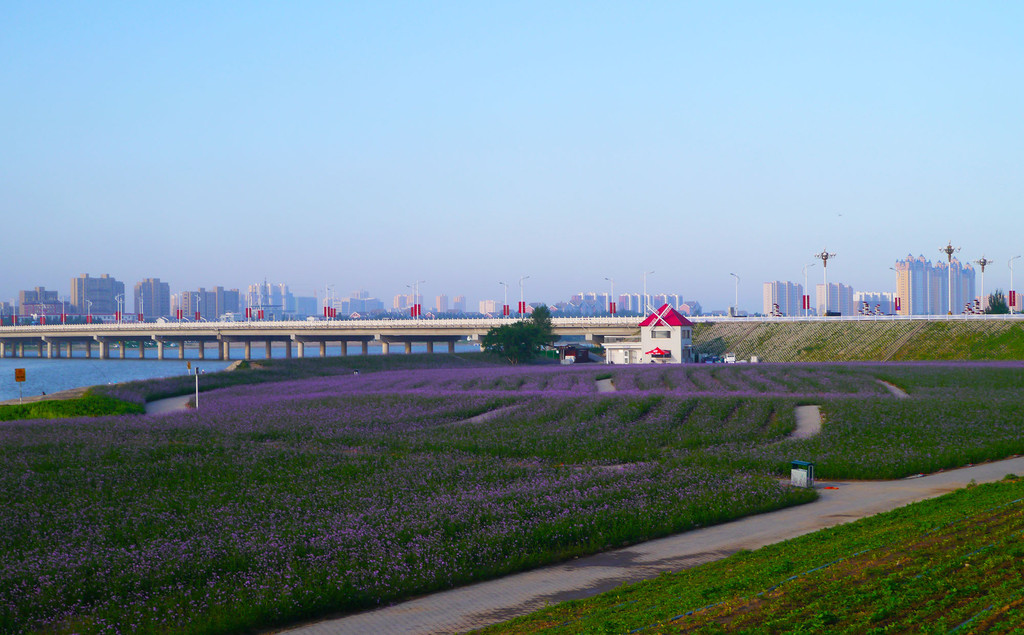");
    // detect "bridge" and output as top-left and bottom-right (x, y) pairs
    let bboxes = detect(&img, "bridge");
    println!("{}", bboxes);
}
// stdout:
(0, 317), (642, 360)
(3, 313), (1020, 361)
